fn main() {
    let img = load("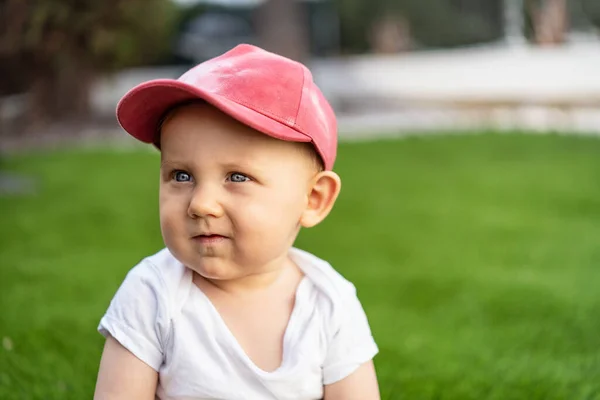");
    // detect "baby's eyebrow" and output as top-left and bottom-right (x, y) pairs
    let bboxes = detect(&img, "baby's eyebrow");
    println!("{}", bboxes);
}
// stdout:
(159, 159), (269, 177)
(160, 160), (186, 169)
(220, 161), (253, 170)
(220, 161), (268, 176)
